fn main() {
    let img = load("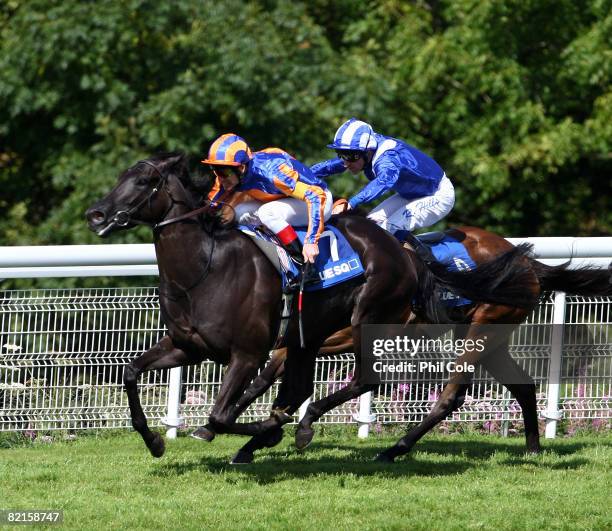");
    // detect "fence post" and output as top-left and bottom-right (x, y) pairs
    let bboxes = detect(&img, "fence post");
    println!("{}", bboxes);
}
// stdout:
(353, 391), (376, 439)
(298, 396), (311, 422)
(544, 291), (566, 438)
(164, 367), (183, 439)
